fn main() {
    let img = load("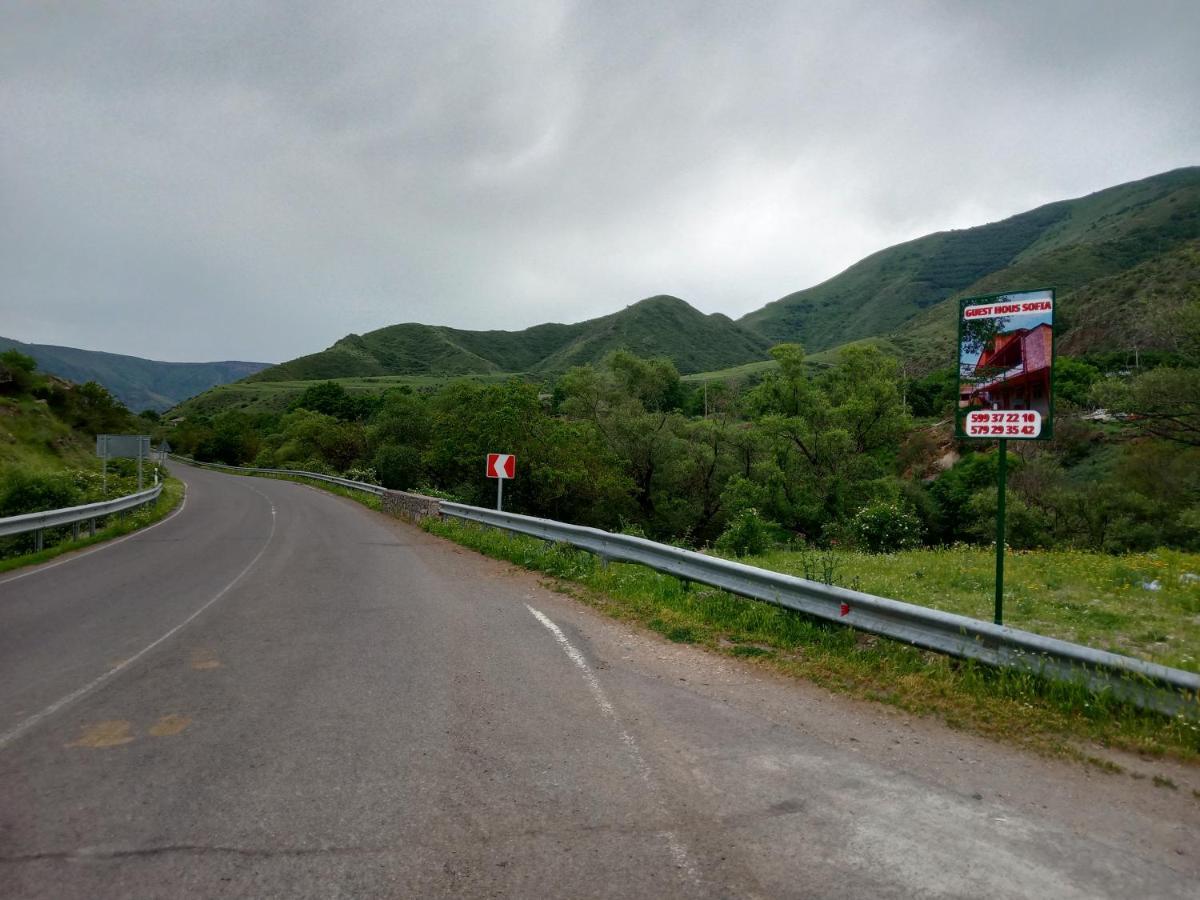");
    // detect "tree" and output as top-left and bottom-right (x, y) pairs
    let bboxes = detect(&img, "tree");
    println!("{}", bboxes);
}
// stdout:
(194, 411), (263, 465)
(1053, 357), (1101, 407)
(68, 381), (133, 434)
(289, 381), (379, 421)
(1093, 290), (1200, 445)
(424, 378), (633, 523)
(558, 355), (686, 530)
(0, 350), (37, 395)
(745, 344), (909, 539)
